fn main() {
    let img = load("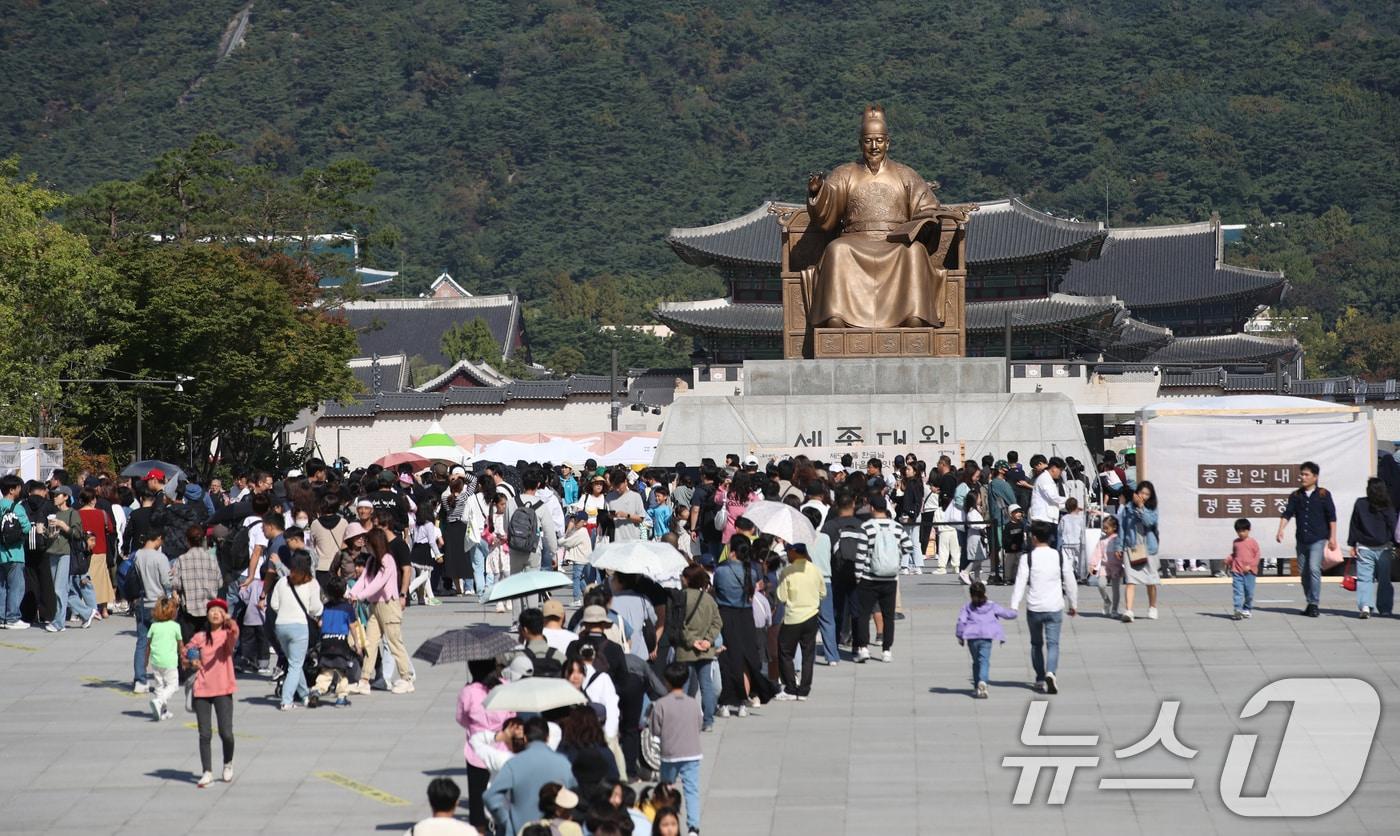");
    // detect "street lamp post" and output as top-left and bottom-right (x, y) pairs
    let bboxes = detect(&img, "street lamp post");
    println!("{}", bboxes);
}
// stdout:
(58, 375), (194, 462)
